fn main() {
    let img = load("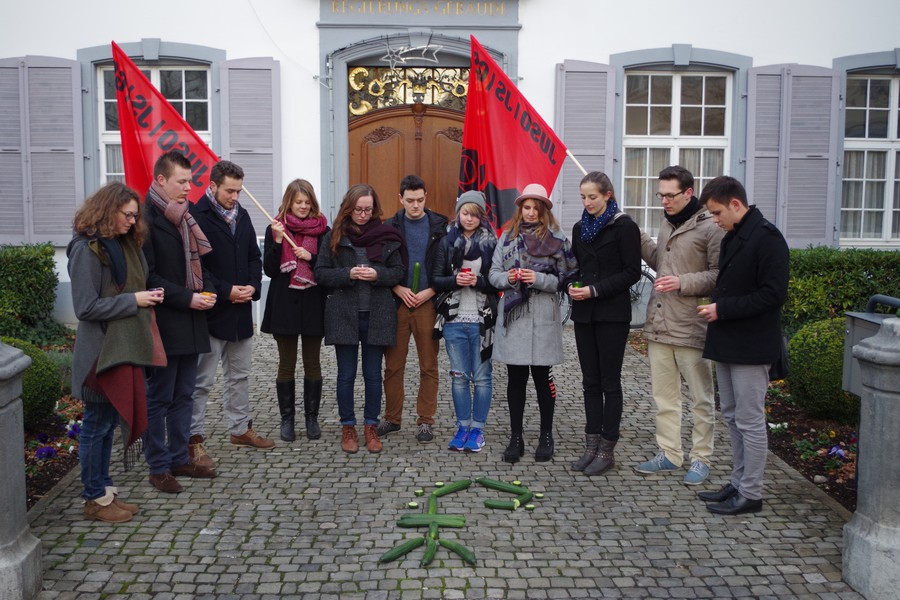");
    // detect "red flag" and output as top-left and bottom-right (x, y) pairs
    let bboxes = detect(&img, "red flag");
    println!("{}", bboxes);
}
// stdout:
(112, 41), (219, 200)
(458, 35), (567, 227)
